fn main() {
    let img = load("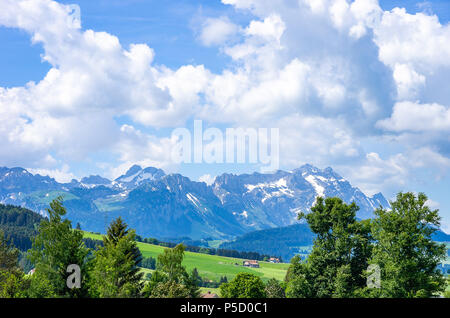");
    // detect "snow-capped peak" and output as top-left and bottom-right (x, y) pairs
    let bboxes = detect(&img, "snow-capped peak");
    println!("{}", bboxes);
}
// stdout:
(115, 165), (165, 188)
